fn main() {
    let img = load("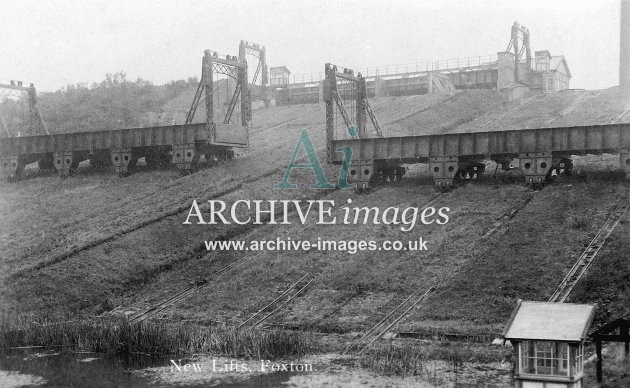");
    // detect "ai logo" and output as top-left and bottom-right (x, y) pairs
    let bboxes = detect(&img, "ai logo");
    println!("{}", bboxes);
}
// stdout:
(275, 128), (354, 189)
